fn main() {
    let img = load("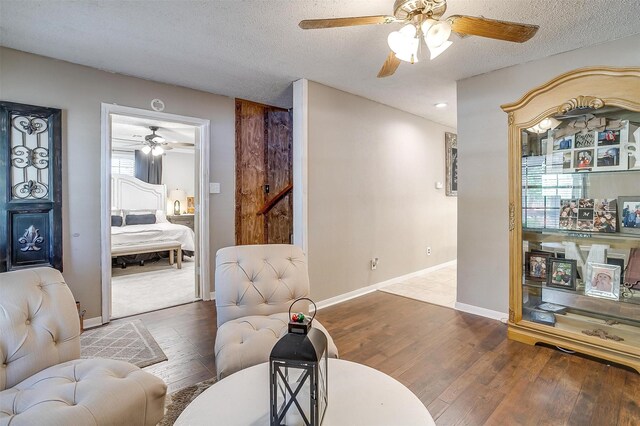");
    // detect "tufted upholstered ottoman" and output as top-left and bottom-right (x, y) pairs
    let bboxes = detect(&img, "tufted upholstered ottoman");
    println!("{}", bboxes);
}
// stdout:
(0, 268), (166, 426)
(214, 245), (338, 379)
